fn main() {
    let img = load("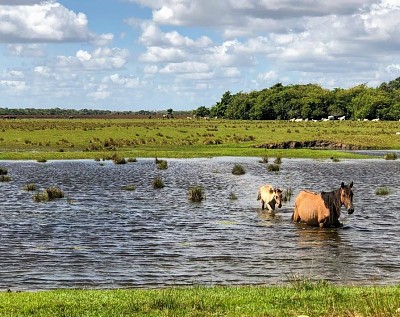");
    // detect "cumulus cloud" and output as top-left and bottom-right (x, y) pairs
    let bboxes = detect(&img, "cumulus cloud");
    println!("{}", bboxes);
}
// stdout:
(0, 1), (110, 44)
(56, 47), (130, 70)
